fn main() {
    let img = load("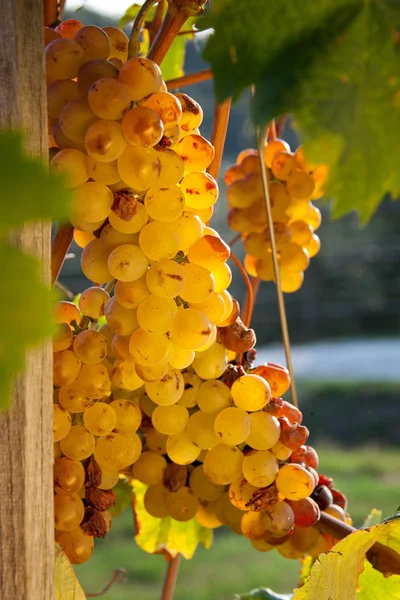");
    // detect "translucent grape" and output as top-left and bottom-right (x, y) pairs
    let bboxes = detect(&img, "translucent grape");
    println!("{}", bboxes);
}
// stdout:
(214, 407), (251, 446)
(105, 297), (139, 336)
(133, 451), (167, 485)
(174, 93), (203, 132)
(166, 432), (200, 465)
(60, 426), (95, 460)
(304, 204), (322, 230)
(165, 487), (199, 522)
(122, 106), (164, 148)
(53, 322), (73, 353)
(169, 346), (194, 370)
(231, 374), (271, 412)
(142, 91), (182, 128)
(192, 341), (228, 380)
(85, 119), (127, 162)
(242, 449), (279, 488)
(247, 412), (281, 451)
(100, 224), (139, 250)
(135, 362), (169, 383)
(54, 493), (84, 531)
(304, 234), (320, 258)
(71, 215), (105, 233)
(139, 221), (179, 261)
(56, 19), (83, 39)
(196, 380), (231, 414)
(137, 294), (178, 334)
(279, 243), (309, 273)
(241, 510), (269, 541)
(57, 527), (94, 564)
(114, 276), (149, 309)
(203, 444), (243, 485)
(287, 497), (320, 527)
(109, 399), (142, 435)
(72, 181), (113, 223)
(59, 382), (93, 413)
(156, 149), (185, 186)
(189, 465), (224, 502)
(81, 239), (113, 283)
(146, 260), (184, 299)
(180, 171), (218, 209)
(214, 493), (243, 528)
(275, 463), (315, 501)
(53, 350), (81, 387)
(175, 134), (214, 172)
(228, 477), (258, 510)
(145, 370), (184, 406)
(47, 80), (80, 119)
(176, 372), (201, 408)
(73, 330), (108, 364)
(171, 308), (212, 350)
(146, 428), (168, 454)
(129, 329), (171, 366)
(45, 39), (85, 80)
(76, 363), (111, 399)
(99, 469), (119, 490)
(54, 457), (85, 496)
(144, 186), (185, 222)
(77, 58), (119, 96)
(79, 286), (110, 319)
(152, 404), (189, 435)
(195, 501), (222, 529)
(211, 262), (232, 293)
(117, 145), (160, 190)
(102, 26), (128, 61)
(271, 440), (293, 461)
(170, 211), (203, 252)
(59, 99), (97, 143)
(280, 270), (304, 293)
(144, 483), (169, 518)
(74, 25), (111, 61)
(73, 229), (95, 248)
(186, 411), (219, 449)
(252, 362), (291, 397)
(109, 202), (149, 234)
(94, 432), (141, 470)
(107, 244), (148, 282)
(53, 404), (72, 442)
(264, 139), (290, 167)
(286, 170), (315, 199)
(88, 78), (130, 120)
(111, 360), (144, 391)
(118, 57), (161, 102)
(82, 402), (116, 437)
(179, 263), (215, 303)
(187, 235), (230, 272)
